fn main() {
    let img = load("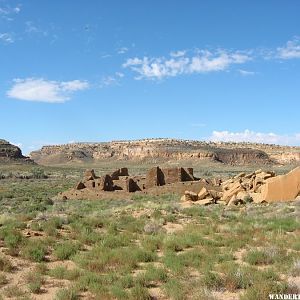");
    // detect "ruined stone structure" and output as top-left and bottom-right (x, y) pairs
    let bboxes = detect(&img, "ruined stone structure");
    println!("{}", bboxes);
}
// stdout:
(145, 167), (195, 188)
(58, 166), (203, 200)
(75, 166), (196, 194)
